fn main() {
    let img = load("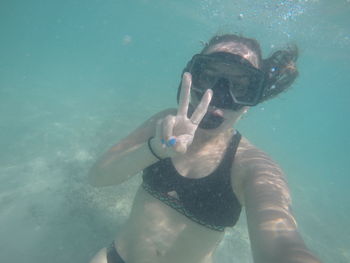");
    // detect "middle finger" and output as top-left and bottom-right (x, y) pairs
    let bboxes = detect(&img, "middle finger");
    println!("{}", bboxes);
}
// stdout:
(190, 89), (213, 125)
(177, 72), (192, 117)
